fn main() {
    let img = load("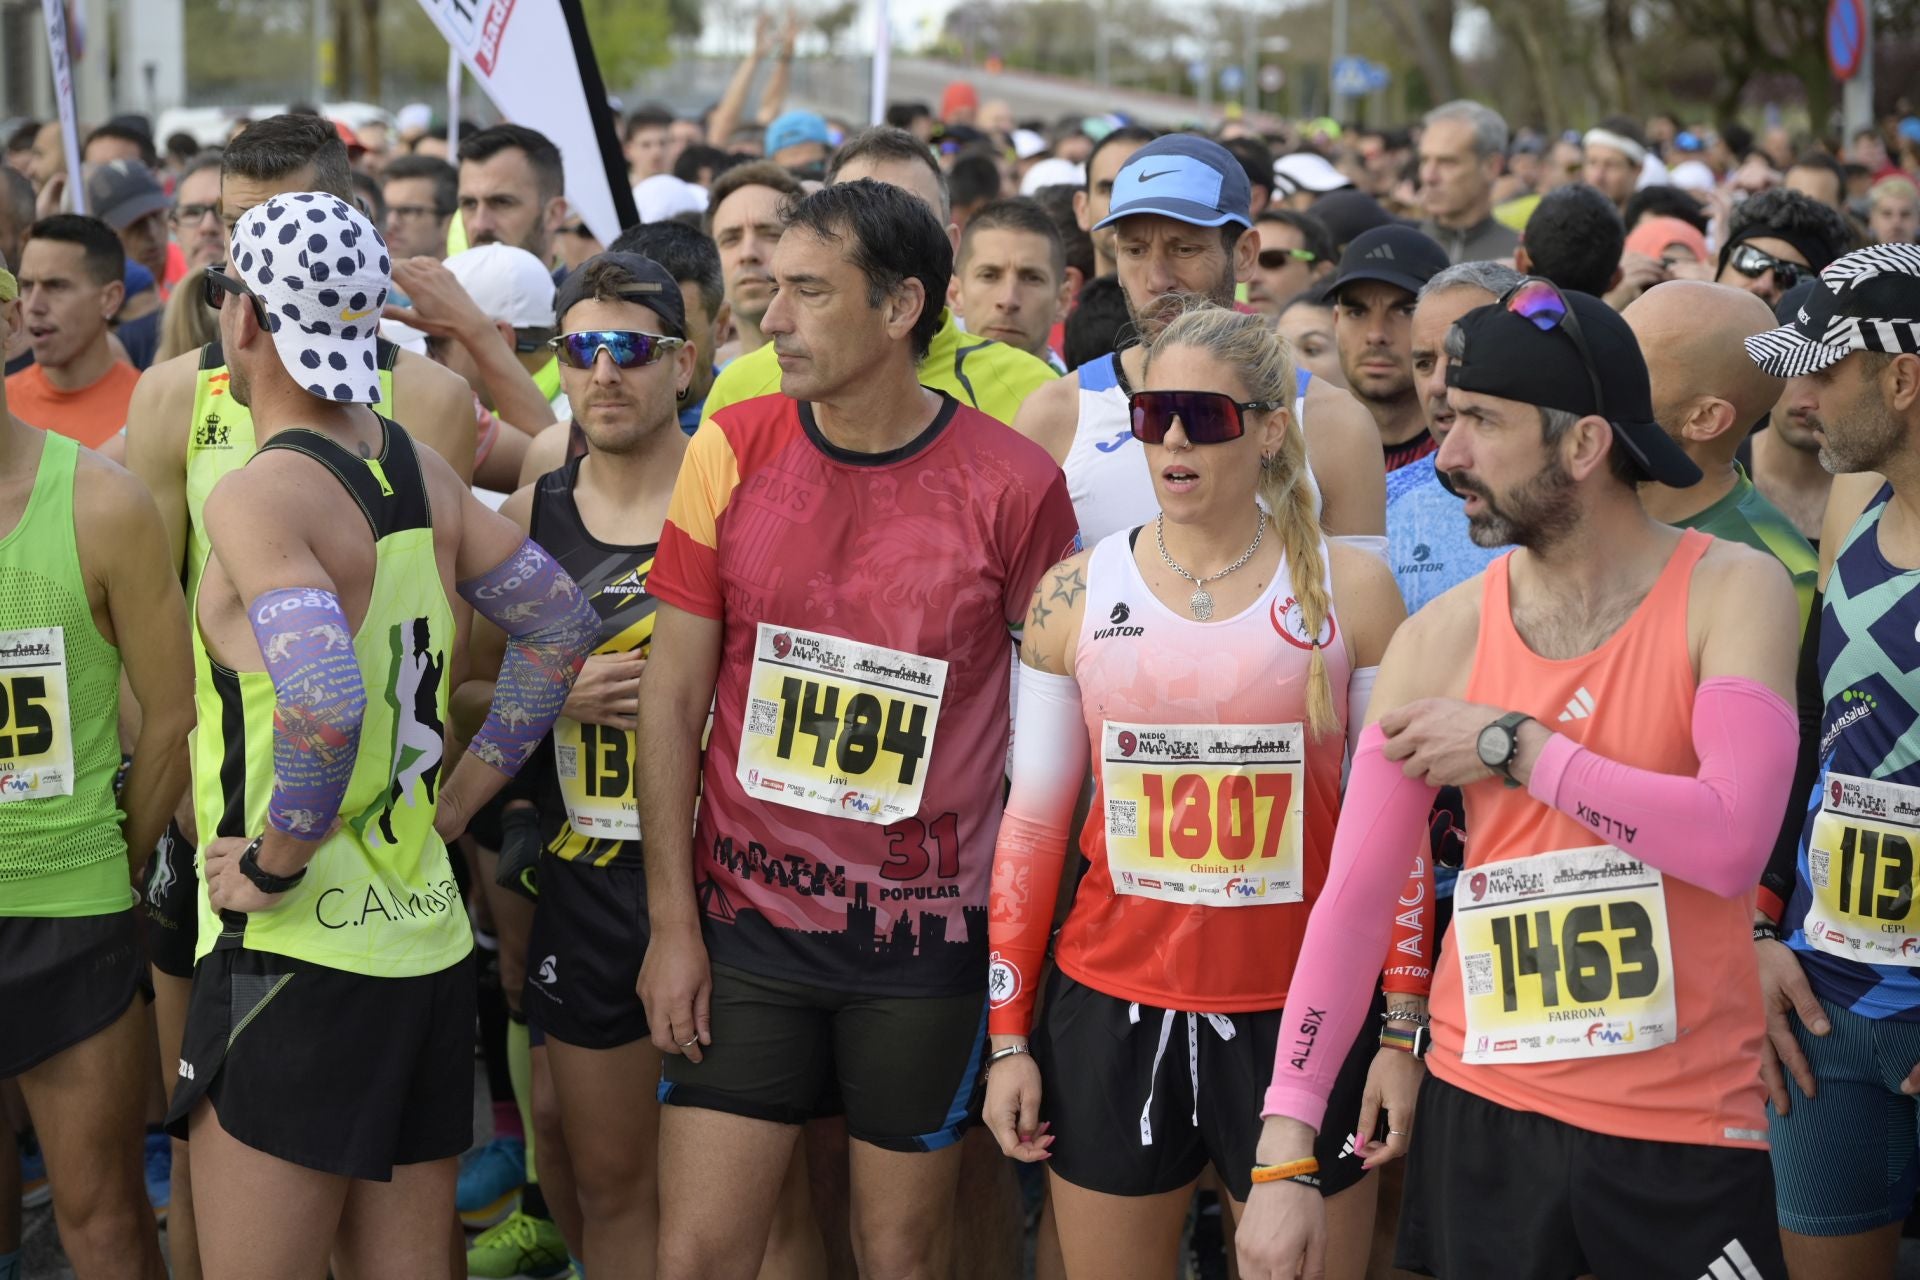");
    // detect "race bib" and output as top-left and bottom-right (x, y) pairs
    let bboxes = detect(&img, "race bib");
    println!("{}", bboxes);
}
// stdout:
(0, 627), (73, 804)
(1804, 773), (1920, 965)
(554, 716), (639, 841)
(1100, 721), (1305, 907)
(1454, 846), (1675, 1065)
(737, 624), (947, 824)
